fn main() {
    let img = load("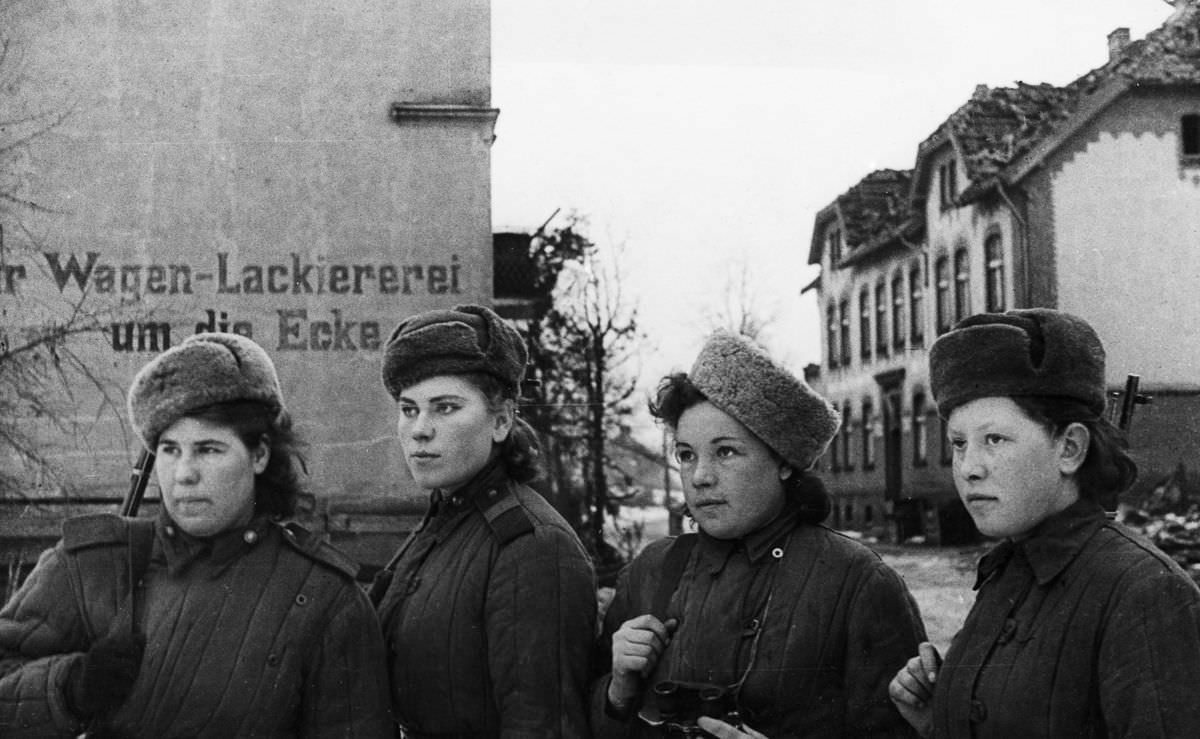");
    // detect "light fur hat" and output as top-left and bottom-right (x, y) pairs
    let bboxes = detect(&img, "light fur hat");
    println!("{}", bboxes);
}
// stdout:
(127, 332), (285, 449)
(689, 330), (841, 470)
